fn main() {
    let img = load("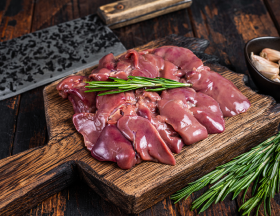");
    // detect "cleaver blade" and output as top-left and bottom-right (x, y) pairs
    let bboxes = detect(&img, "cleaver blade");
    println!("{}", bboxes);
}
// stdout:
(0, 14), (126, 101)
